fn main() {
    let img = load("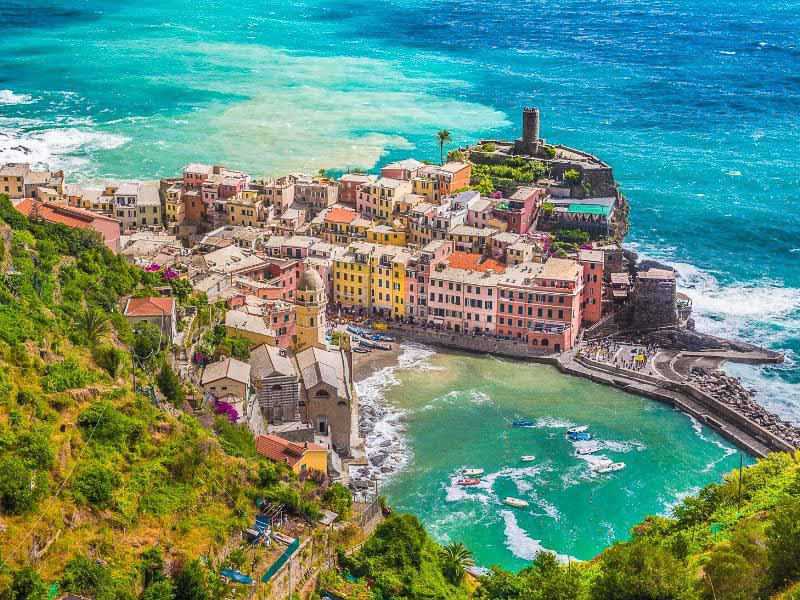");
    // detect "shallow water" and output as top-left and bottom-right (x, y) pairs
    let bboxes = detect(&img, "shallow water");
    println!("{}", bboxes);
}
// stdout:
(368, 345), (750, 570)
